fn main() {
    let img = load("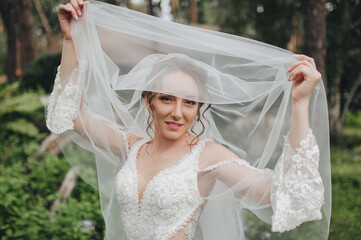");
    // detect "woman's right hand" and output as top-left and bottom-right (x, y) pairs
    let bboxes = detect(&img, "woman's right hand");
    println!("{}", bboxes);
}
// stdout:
(58, 0), (86, 40)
